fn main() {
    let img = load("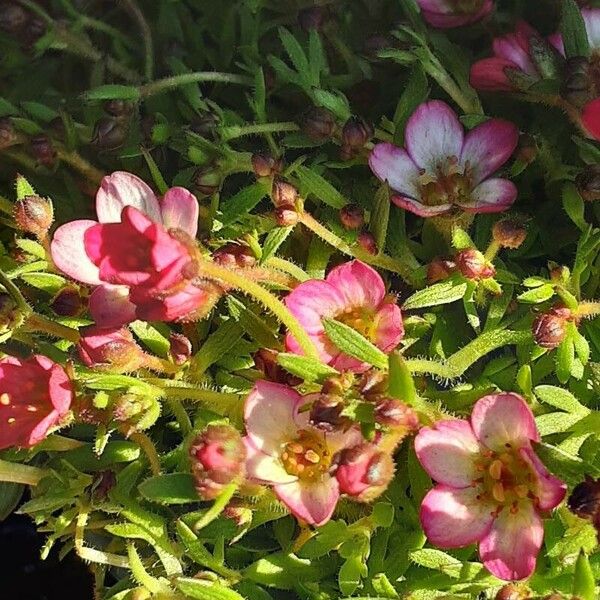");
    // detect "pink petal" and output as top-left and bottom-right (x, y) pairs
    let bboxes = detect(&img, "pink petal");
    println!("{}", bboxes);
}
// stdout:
(51, 220), (102, 285)
(415, 419), (481, 487)
(583, 8), (600, 49)
(493, 28), (537, 76)
(479, 503), (544, 580)
(470, 58), (518, 92)
(96, 171), (161, 224)
(405, 101), (464, 172)
(88, 285), (136, 327)
(274, 476), (339, 526)
(285, 330), (337, 364)
(325, 426), (364, 455)
(244, 438), (297, 484)
(133, 282), (210, 323)
(44, 361), (73, 415)
(326, 260), (386, 310)
(160, 187), (199, 238)
(244, 381), (301, 456)
(416, 0), (453, 13)
(329, 353), (368, 373)
(369, 143), (420, 198)
(519, 446), (566, 511)
(582, 98), (600, 141)
(460, 119), (519, 185)
(285, 280), (345, 334)
(420, 485), (495, 547)
(471, 392), (540, 452)
(547, 33), (564, 56)
(458, 178), (517, 213)
(420, 0), (493, 28)
(391, 195), (453, 217)
(27, 409), (62, 446)
(373, 303), (404, 353)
